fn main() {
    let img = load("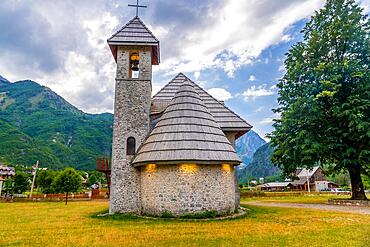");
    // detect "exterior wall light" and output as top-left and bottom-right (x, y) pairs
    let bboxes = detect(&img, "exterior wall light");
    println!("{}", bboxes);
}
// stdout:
(146, 164), (156, 173)
(180, 164), (198, 174)
(222, 164), (231, 173)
